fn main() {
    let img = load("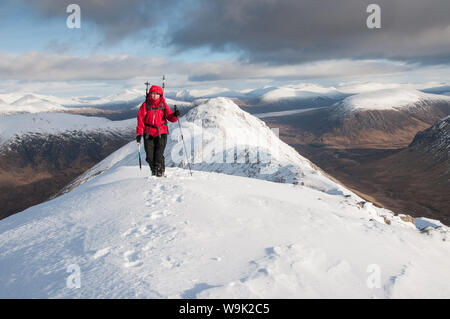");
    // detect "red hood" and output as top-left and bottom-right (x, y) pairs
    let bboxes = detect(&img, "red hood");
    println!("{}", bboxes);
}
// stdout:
(148, 85), (164, 106)
(149, 85), (164, 97)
